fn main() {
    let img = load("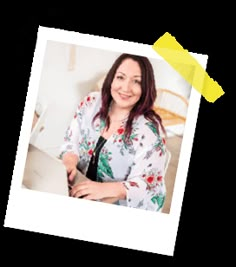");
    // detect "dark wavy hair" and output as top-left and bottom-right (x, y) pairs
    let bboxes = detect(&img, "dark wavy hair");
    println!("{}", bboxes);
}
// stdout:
(93, 53), (166, 141)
